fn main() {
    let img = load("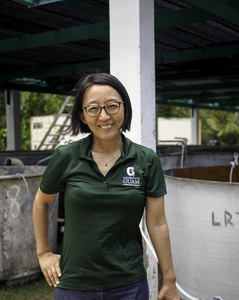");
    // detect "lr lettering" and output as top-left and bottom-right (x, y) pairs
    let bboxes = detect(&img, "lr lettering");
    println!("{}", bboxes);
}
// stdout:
(212, 211), (239, 227)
